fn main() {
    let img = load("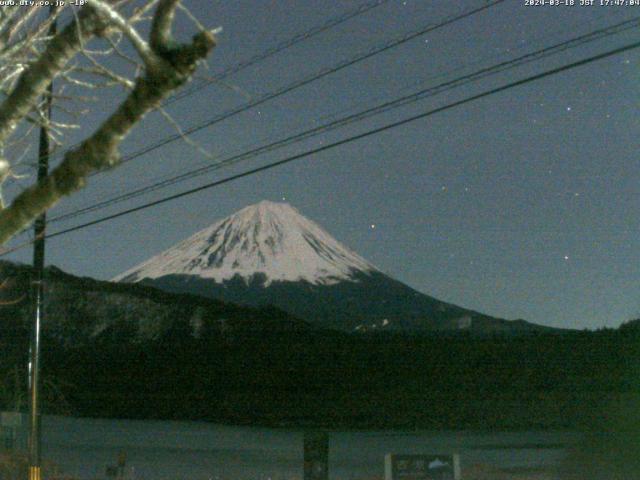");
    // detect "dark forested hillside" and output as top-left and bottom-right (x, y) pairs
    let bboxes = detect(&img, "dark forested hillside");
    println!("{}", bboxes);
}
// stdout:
(0, 261), (638, 430)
